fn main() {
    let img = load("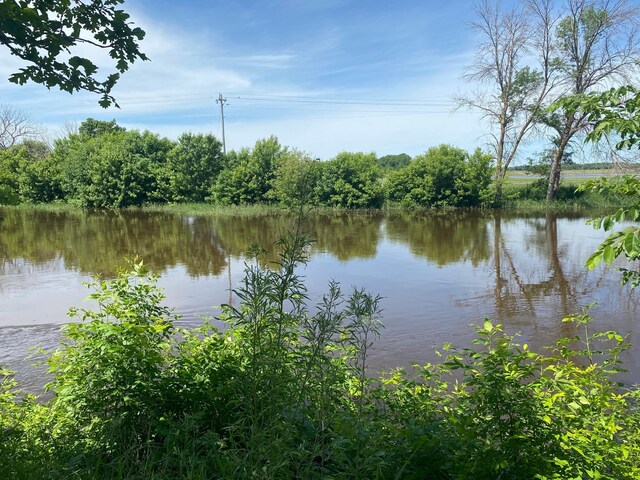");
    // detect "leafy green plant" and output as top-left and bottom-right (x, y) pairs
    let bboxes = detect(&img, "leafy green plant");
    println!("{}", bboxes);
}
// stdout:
(45, 259), (179, 474)
(211, 136), (283, 205)
(580, 176), (640, 287)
